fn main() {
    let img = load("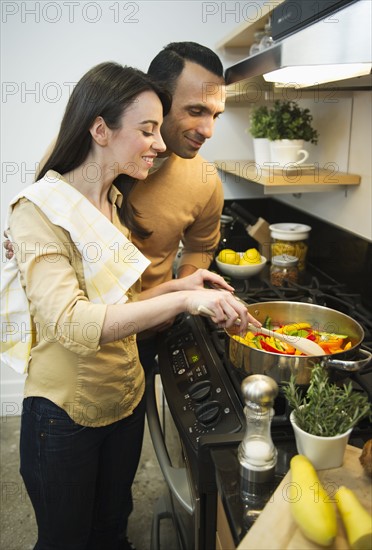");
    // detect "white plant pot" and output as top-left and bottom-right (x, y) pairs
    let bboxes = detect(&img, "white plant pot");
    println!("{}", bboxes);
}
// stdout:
(253, 138), (271, 166)
(290, 410), (352, 470)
